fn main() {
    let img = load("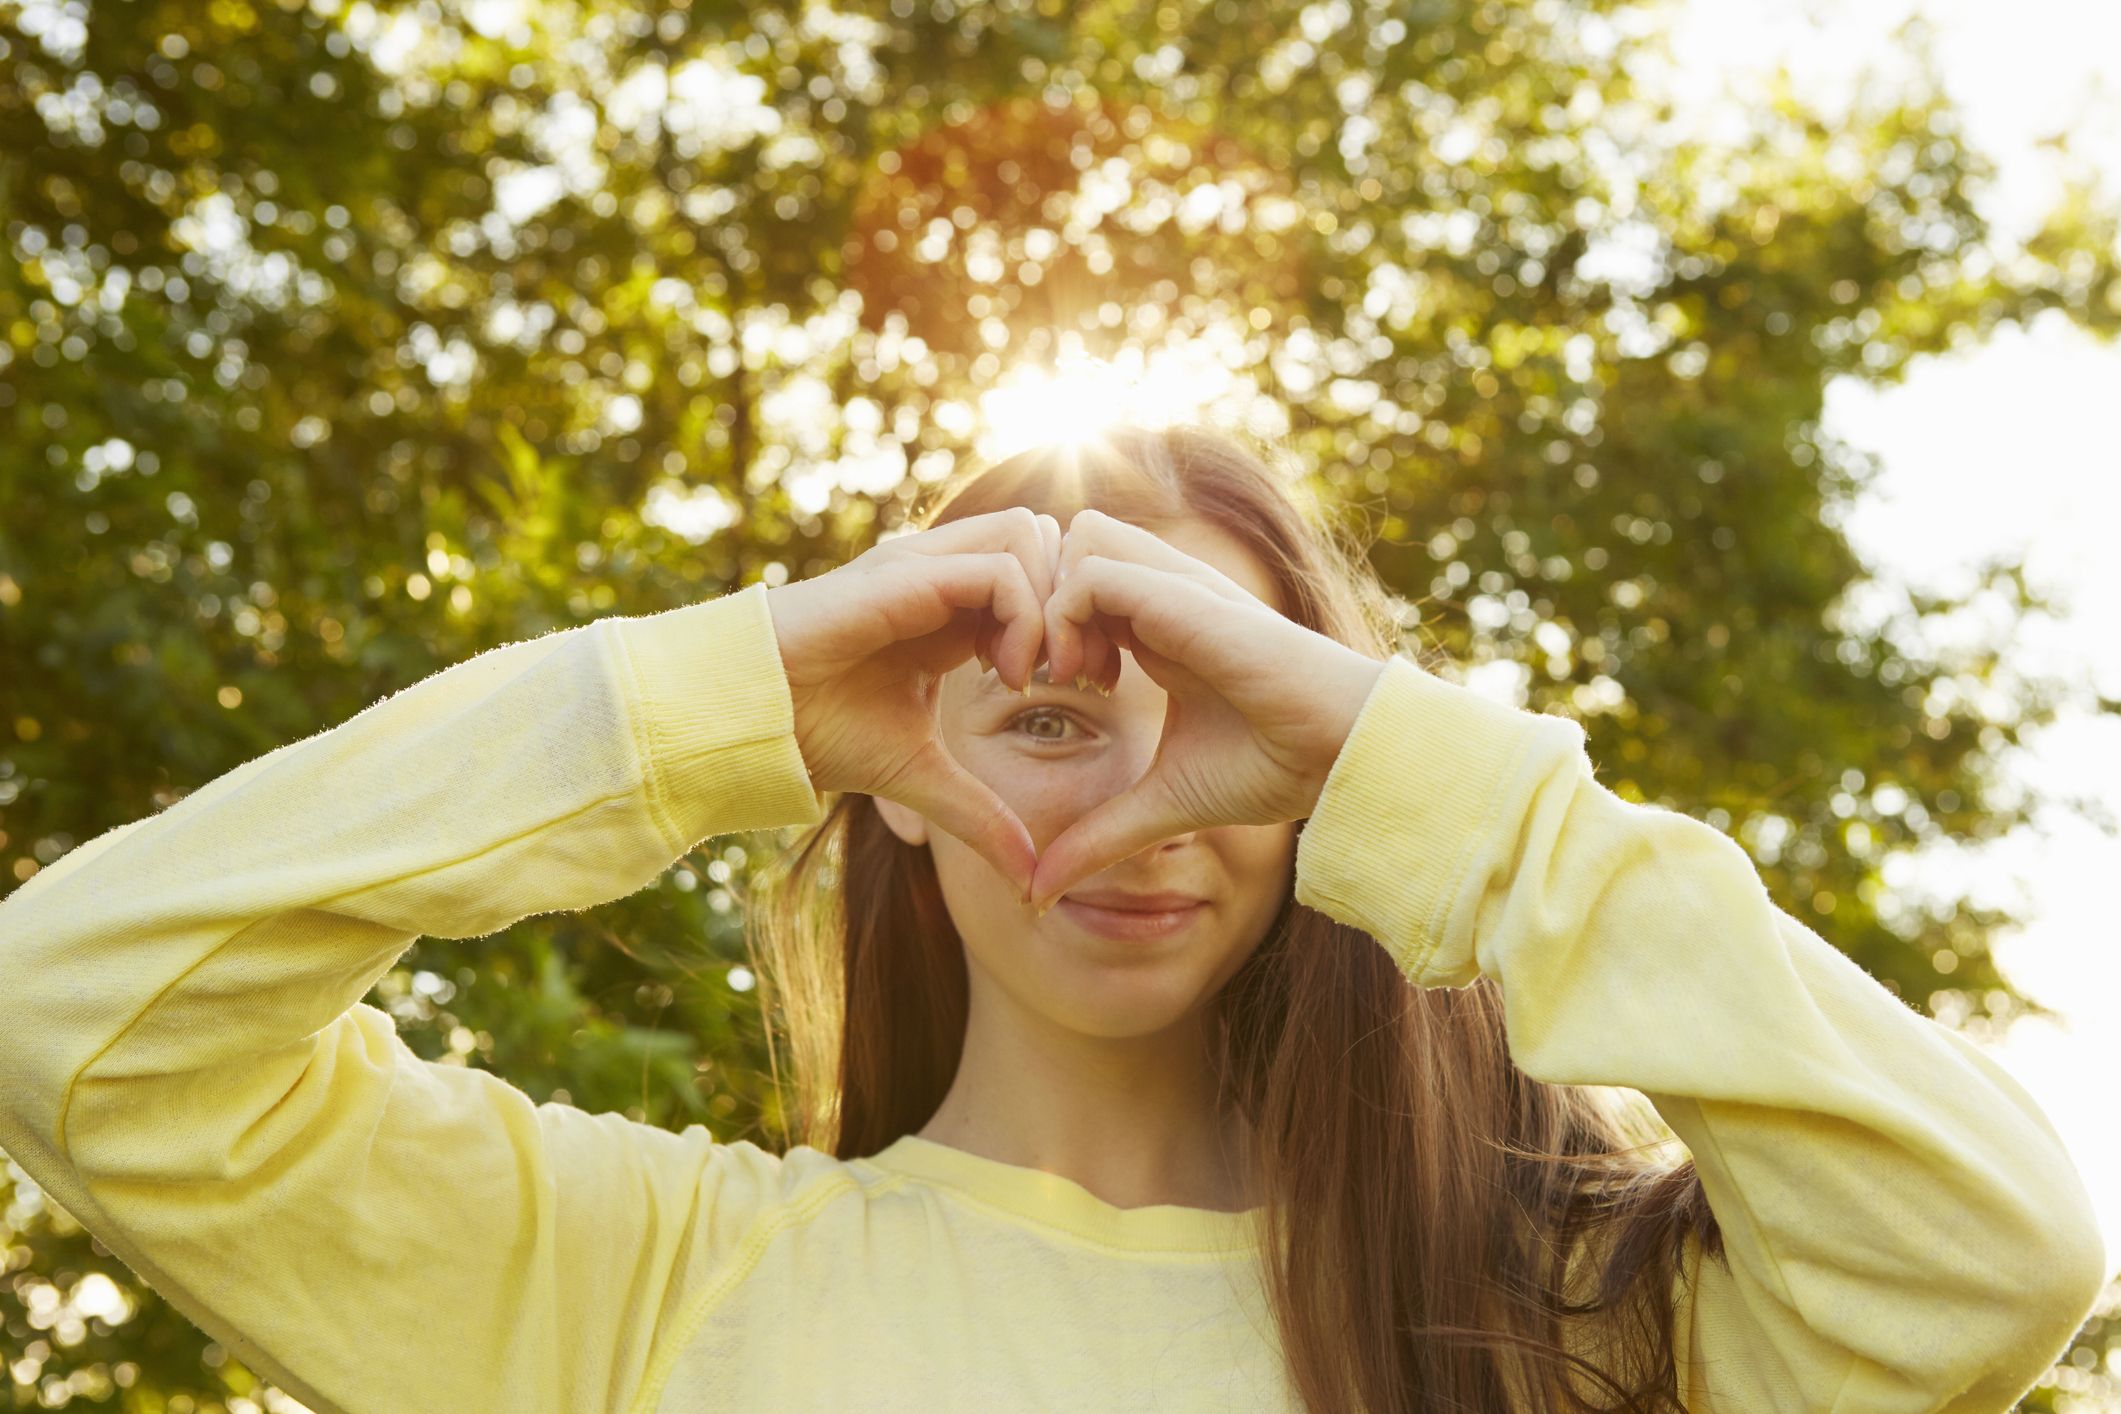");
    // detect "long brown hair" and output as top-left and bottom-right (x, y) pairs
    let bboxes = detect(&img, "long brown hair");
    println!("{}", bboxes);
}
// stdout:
(743, 424), (1726, 1412)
